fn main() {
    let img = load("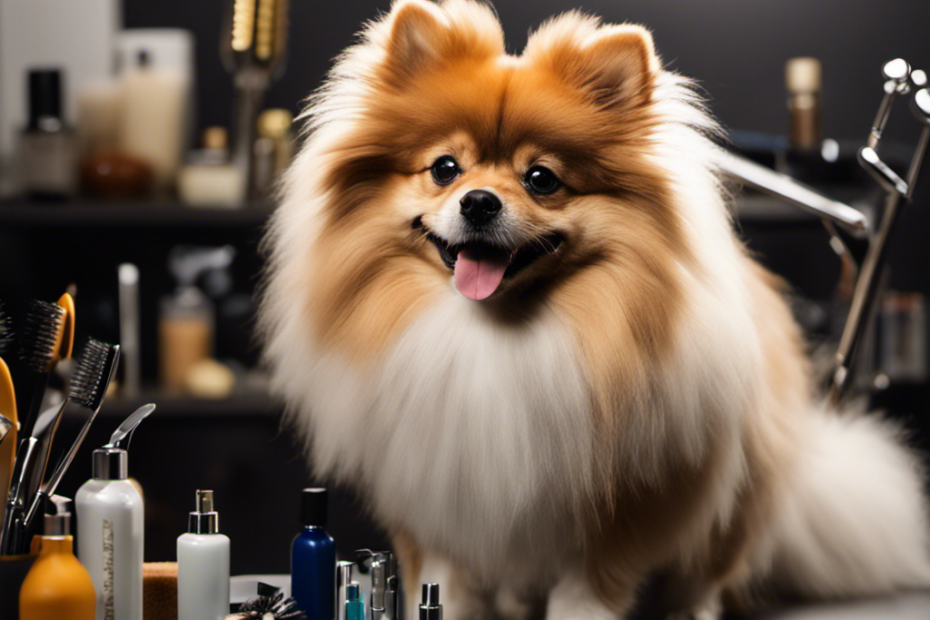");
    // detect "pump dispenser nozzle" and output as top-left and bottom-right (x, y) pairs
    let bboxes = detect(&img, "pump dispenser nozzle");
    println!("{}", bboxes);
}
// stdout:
(92, 403), (156, 481)
(189, 489), (220, 534)
(44, 494), (72, 536)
